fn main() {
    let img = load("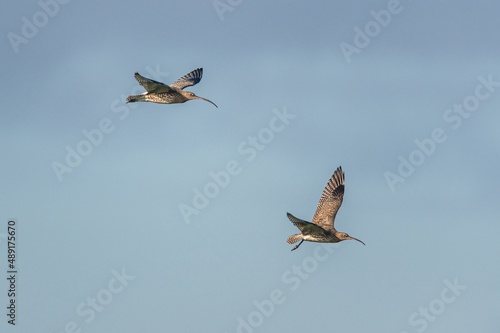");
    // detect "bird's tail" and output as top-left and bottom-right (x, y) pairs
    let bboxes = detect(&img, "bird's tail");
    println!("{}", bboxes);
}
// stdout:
(126, 94), (146, 103)
(287, 234), (302, 244)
